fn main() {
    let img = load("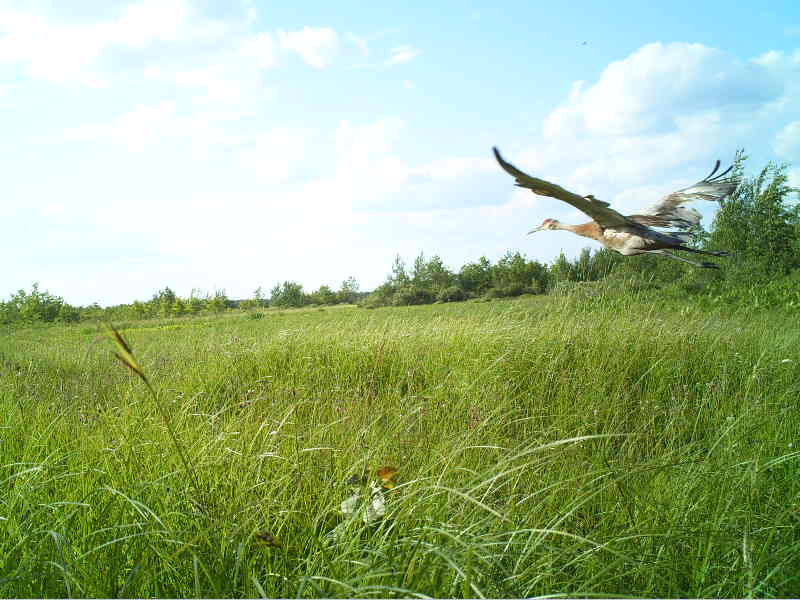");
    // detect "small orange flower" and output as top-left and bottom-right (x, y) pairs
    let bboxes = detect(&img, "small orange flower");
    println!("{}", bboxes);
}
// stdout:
(377, 466), (397, 489)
